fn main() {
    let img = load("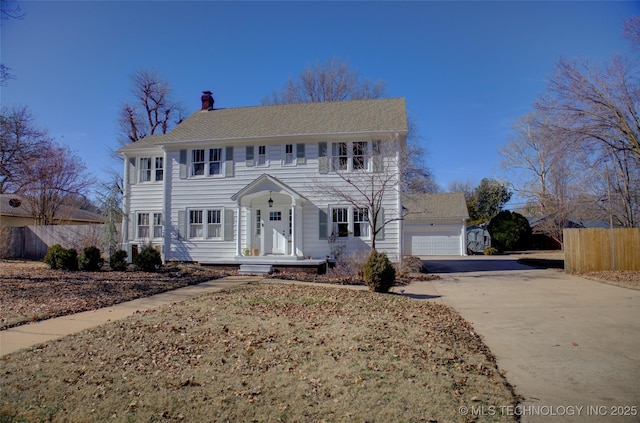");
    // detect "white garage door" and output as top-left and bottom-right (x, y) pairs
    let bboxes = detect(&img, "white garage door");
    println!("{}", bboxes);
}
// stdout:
(404, 224), (462, 256)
